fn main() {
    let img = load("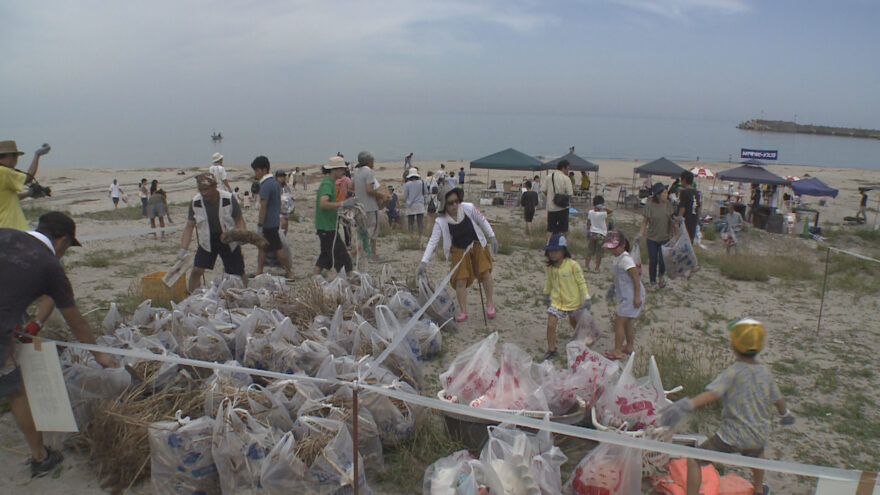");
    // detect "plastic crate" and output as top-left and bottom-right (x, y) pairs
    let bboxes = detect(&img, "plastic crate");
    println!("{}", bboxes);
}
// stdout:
(142, 271), (187, 306)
